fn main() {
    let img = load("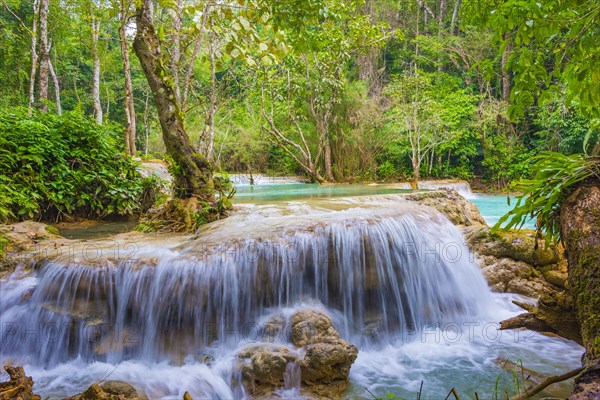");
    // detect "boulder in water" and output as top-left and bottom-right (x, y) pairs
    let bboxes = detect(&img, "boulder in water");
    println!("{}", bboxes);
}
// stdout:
(290, 310), (340, 346)
(66, 380), (147, 400)
(236, 310), (358, 399)
(405, 189), (486, 226)
(237, 345), (300, 395)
